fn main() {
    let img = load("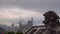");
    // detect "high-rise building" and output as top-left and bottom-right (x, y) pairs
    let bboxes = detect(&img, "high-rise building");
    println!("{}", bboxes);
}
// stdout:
(19, 19), (23, 32)
(28, 17), (33, 28)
